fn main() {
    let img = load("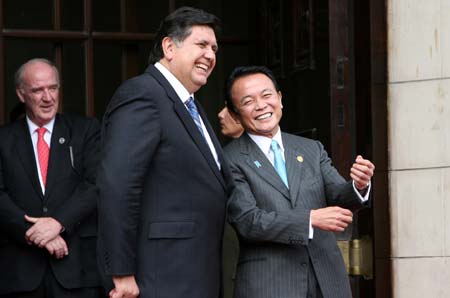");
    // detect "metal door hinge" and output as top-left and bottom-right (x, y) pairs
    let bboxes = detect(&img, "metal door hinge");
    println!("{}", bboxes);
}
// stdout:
(337, 235), (373, 280)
